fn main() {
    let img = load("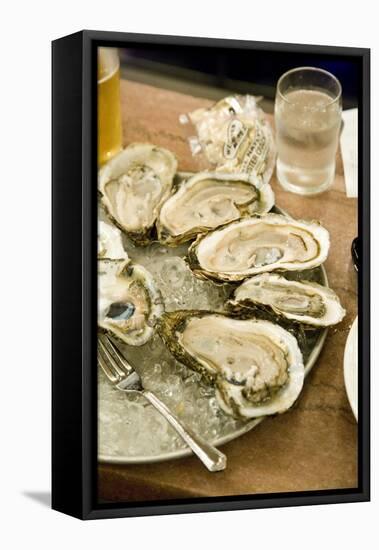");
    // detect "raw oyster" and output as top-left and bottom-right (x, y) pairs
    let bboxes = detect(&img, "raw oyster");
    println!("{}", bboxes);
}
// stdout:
(228, 273), (345, 327)
(99, 143), (177, 245)
(187, 213), (330, 282)
(98, 220), (128, 260)
(98, 258), (164, 346)
(157, 171), (274, 245)
(158, 310), (304, 419)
